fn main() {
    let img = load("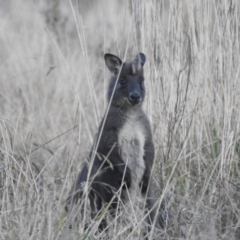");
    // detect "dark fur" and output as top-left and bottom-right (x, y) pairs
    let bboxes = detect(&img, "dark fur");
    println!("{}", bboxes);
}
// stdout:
(66, 53), (159, 233)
